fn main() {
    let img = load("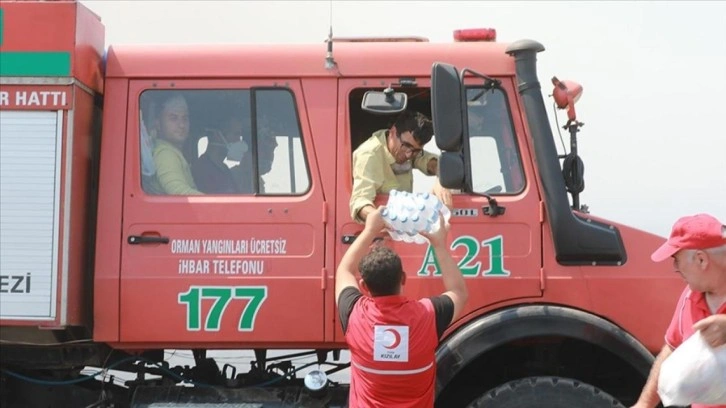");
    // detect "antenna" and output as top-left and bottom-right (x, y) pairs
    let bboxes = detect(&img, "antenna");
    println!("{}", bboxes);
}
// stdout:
(324, 0), (337, 70)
